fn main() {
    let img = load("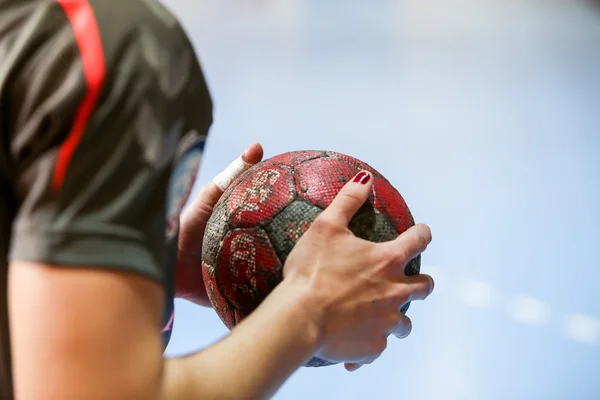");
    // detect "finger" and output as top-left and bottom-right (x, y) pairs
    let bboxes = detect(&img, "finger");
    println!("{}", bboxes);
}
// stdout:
(241, 142), (264, 165)
(344, 351), (383, 372)
(379, 223), (432, 269)
(179, 143), (263, 258)
(391, 314), (413, 339)
(189, 142), (264, 211)
(319, 170), (374, 227)
(403, 273), (435, 302)
(212, 142), (263, 192)
(344, 362), (363, 372)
